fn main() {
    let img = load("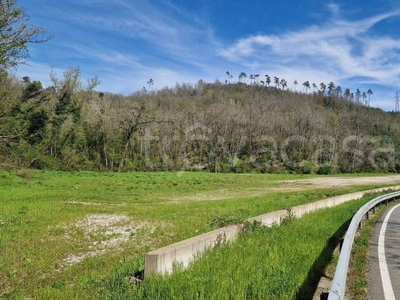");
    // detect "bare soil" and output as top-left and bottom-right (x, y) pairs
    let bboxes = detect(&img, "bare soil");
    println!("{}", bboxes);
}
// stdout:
(171, 175), (400, 202)
(59, 214), (158, 267)
(281, 175), (400, 189)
